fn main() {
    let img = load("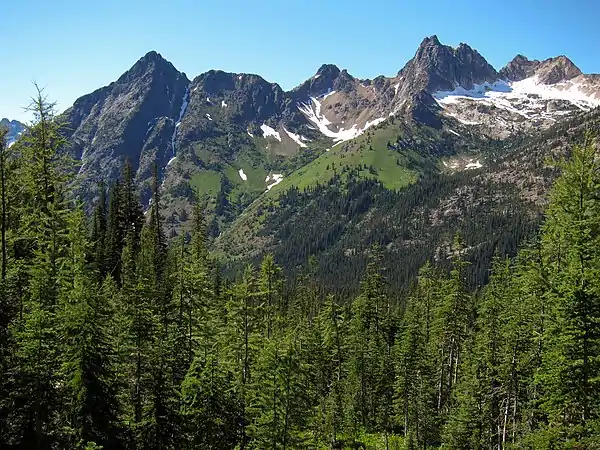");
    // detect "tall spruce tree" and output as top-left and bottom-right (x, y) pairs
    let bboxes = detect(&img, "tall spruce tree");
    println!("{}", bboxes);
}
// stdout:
(535, 133), (600, 444)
